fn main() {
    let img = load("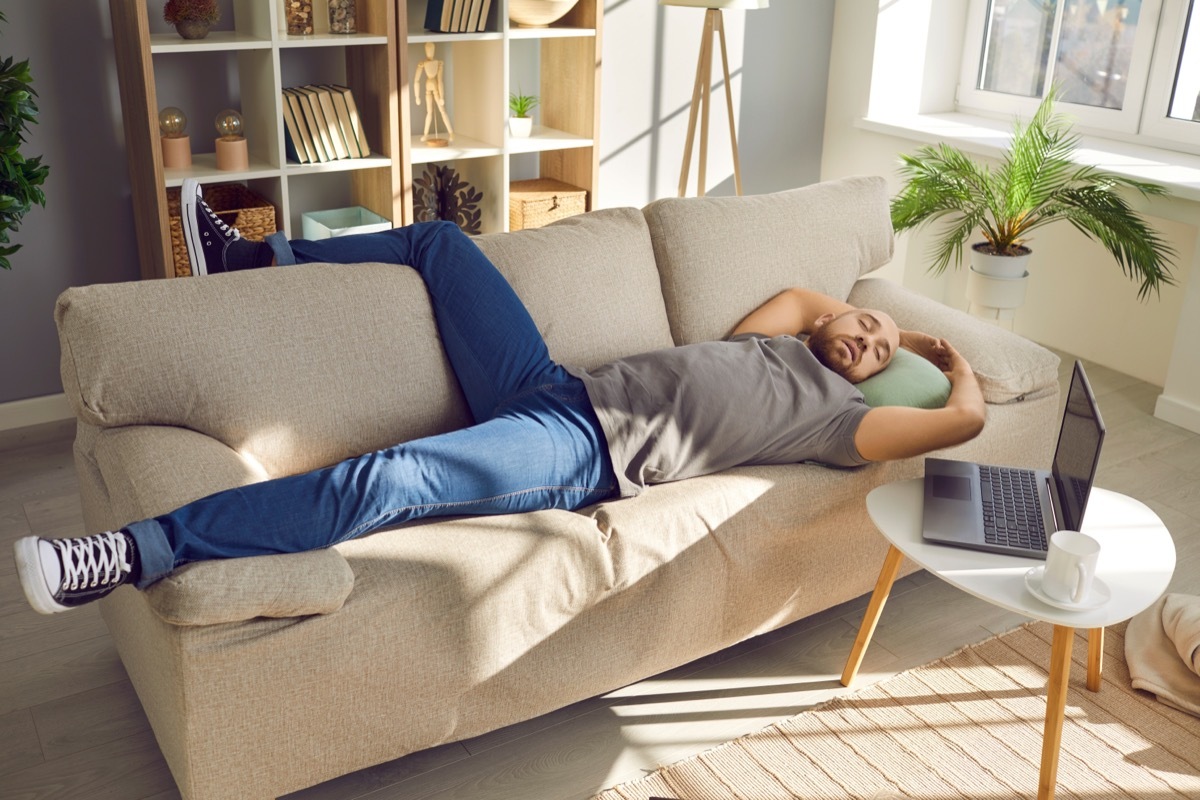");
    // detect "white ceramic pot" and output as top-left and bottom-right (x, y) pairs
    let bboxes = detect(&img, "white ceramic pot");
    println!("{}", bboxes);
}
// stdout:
(509, 0), (580, 27)
(970, 241), (1031, 279)
(509, 116), (533, 137)
(966, 265), (1030, 311)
